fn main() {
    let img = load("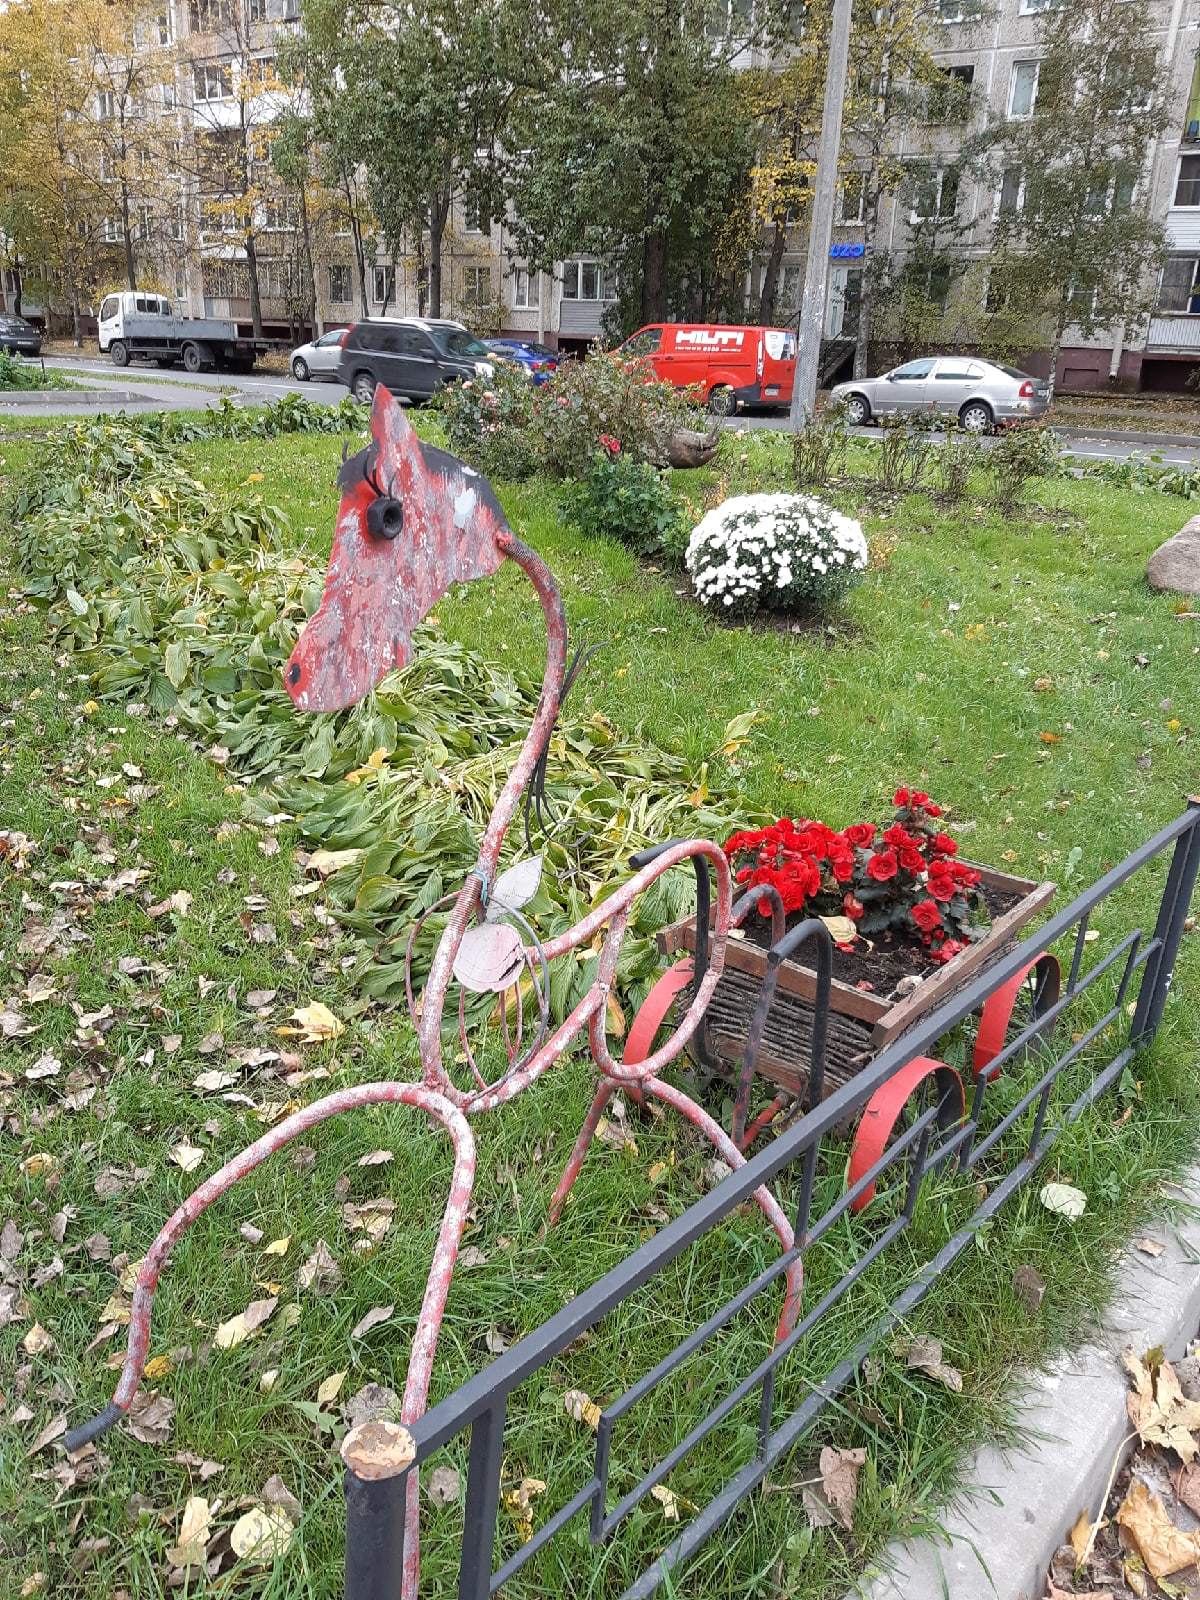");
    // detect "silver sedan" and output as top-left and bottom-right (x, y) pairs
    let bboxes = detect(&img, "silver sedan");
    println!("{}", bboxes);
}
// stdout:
(831, 356), (1050, 433)
(290, 326), (351, 382)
